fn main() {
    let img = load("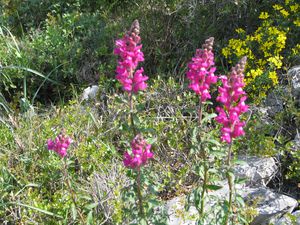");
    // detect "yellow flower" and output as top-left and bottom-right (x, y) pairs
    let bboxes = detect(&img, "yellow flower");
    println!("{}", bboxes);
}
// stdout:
(294, 19), (300, 27)
(259, 12), (269, 19)
(268, 71), (278, 85)
(273, 4), (283, 10)
(267, 56), (283, 69)
(290, 4), (299, 13)
(291, 44), (300, 56)
(280, 9), (290, 17)
(235, 28), (245, 34)
(248, 68), (263, 80)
